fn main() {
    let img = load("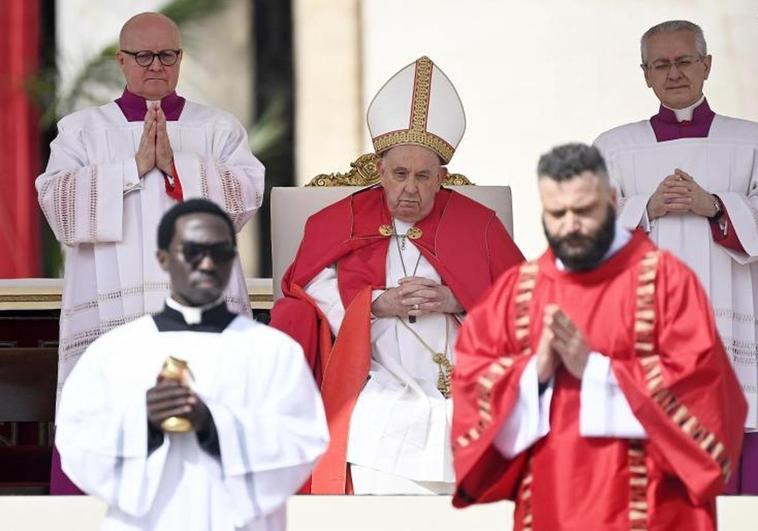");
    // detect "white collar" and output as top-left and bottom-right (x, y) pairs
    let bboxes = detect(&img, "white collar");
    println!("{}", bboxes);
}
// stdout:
(555, 220), (631, 272)
(165, 296), (225, 325)
(663, 94), (705, 122)
(393, 218), (414, 233)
